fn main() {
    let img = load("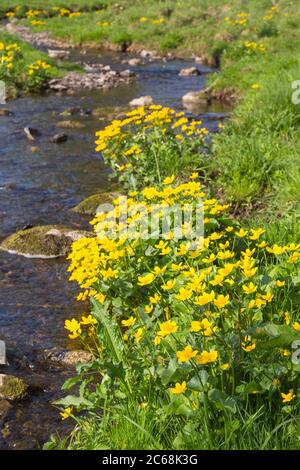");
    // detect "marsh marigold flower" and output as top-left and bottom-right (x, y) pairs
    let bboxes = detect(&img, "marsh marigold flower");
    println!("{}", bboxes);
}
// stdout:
(157, 320), (178, 337)
(170, 381), (187, 394)
(176, 345), (198, 363)
(281, 390), (295, 403)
